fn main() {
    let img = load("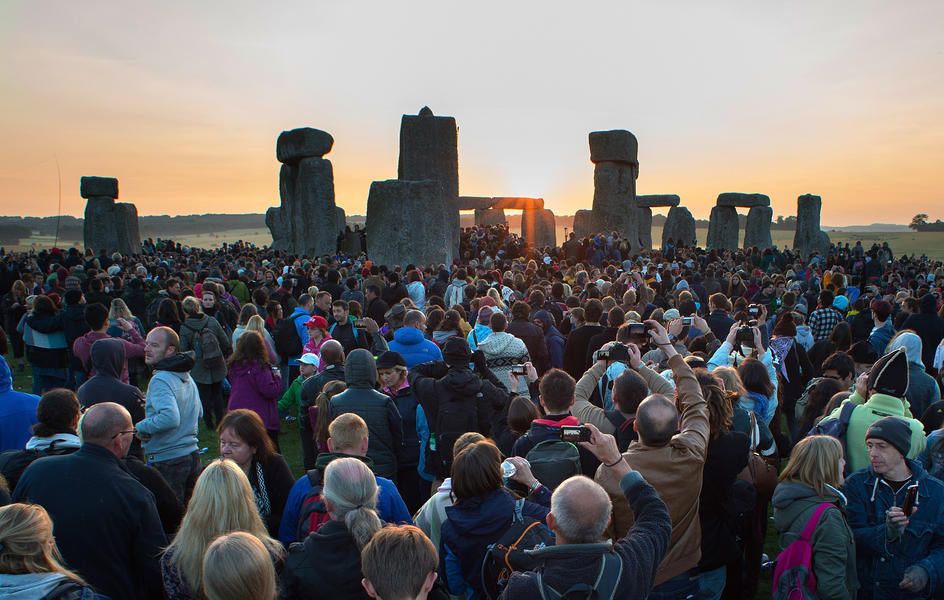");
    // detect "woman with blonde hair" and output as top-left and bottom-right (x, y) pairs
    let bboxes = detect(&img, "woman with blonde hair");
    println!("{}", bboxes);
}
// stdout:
(0, 503), (106, 598)
(202, 532), (277, 600)
(279, 457), (383, 599)
(486, 287), (507, 314)
(244, 314), (278, 365)
(772, 435), (857, 599)
(161, 459), (284, 599)
(107, 297), (145, 337)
